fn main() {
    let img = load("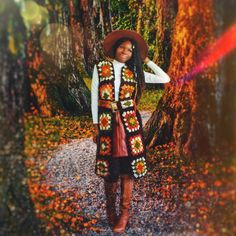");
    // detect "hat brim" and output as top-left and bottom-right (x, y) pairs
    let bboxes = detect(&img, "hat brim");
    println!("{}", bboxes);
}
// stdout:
(103, 30), (148, 60)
